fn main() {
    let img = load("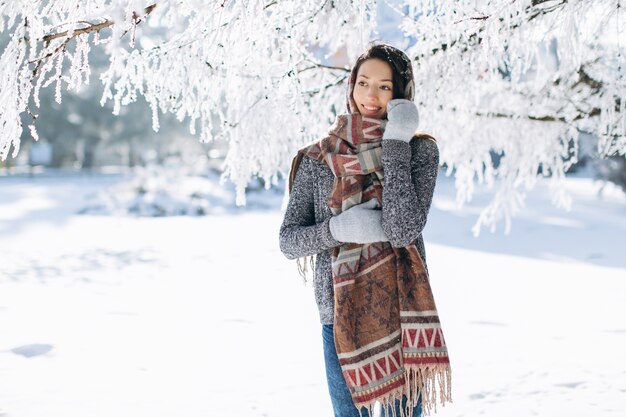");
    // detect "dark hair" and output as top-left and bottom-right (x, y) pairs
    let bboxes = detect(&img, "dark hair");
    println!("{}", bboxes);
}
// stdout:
(346, 43), (415, 113)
